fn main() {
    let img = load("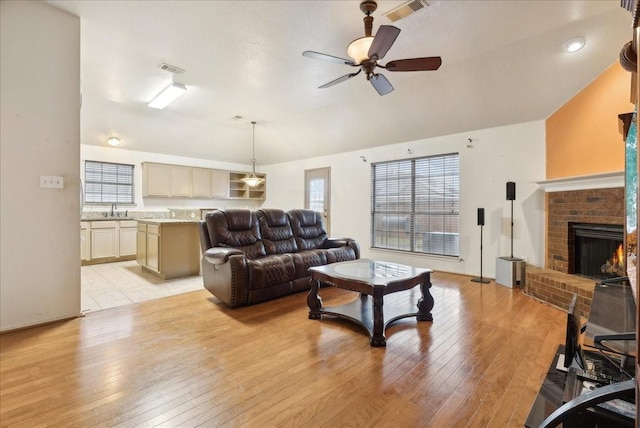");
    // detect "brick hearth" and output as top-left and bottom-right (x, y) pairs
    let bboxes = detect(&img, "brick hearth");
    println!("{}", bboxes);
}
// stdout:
(524, 187), (624, 315)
